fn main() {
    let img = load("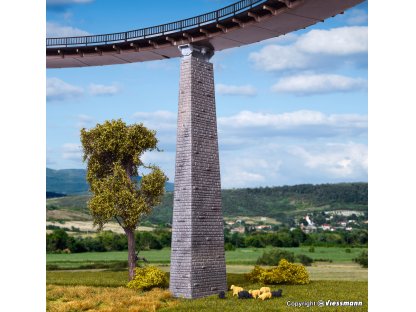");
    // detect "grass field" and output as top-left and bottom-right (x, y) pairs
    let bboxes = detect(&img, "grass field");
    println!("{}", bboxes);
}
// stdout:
(47, 246), (366, 269)
(47, 272), (367, 311)
(47, 261), (367, 285)
(46, 247), (367, 311)
(47, 285), (176, 312)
